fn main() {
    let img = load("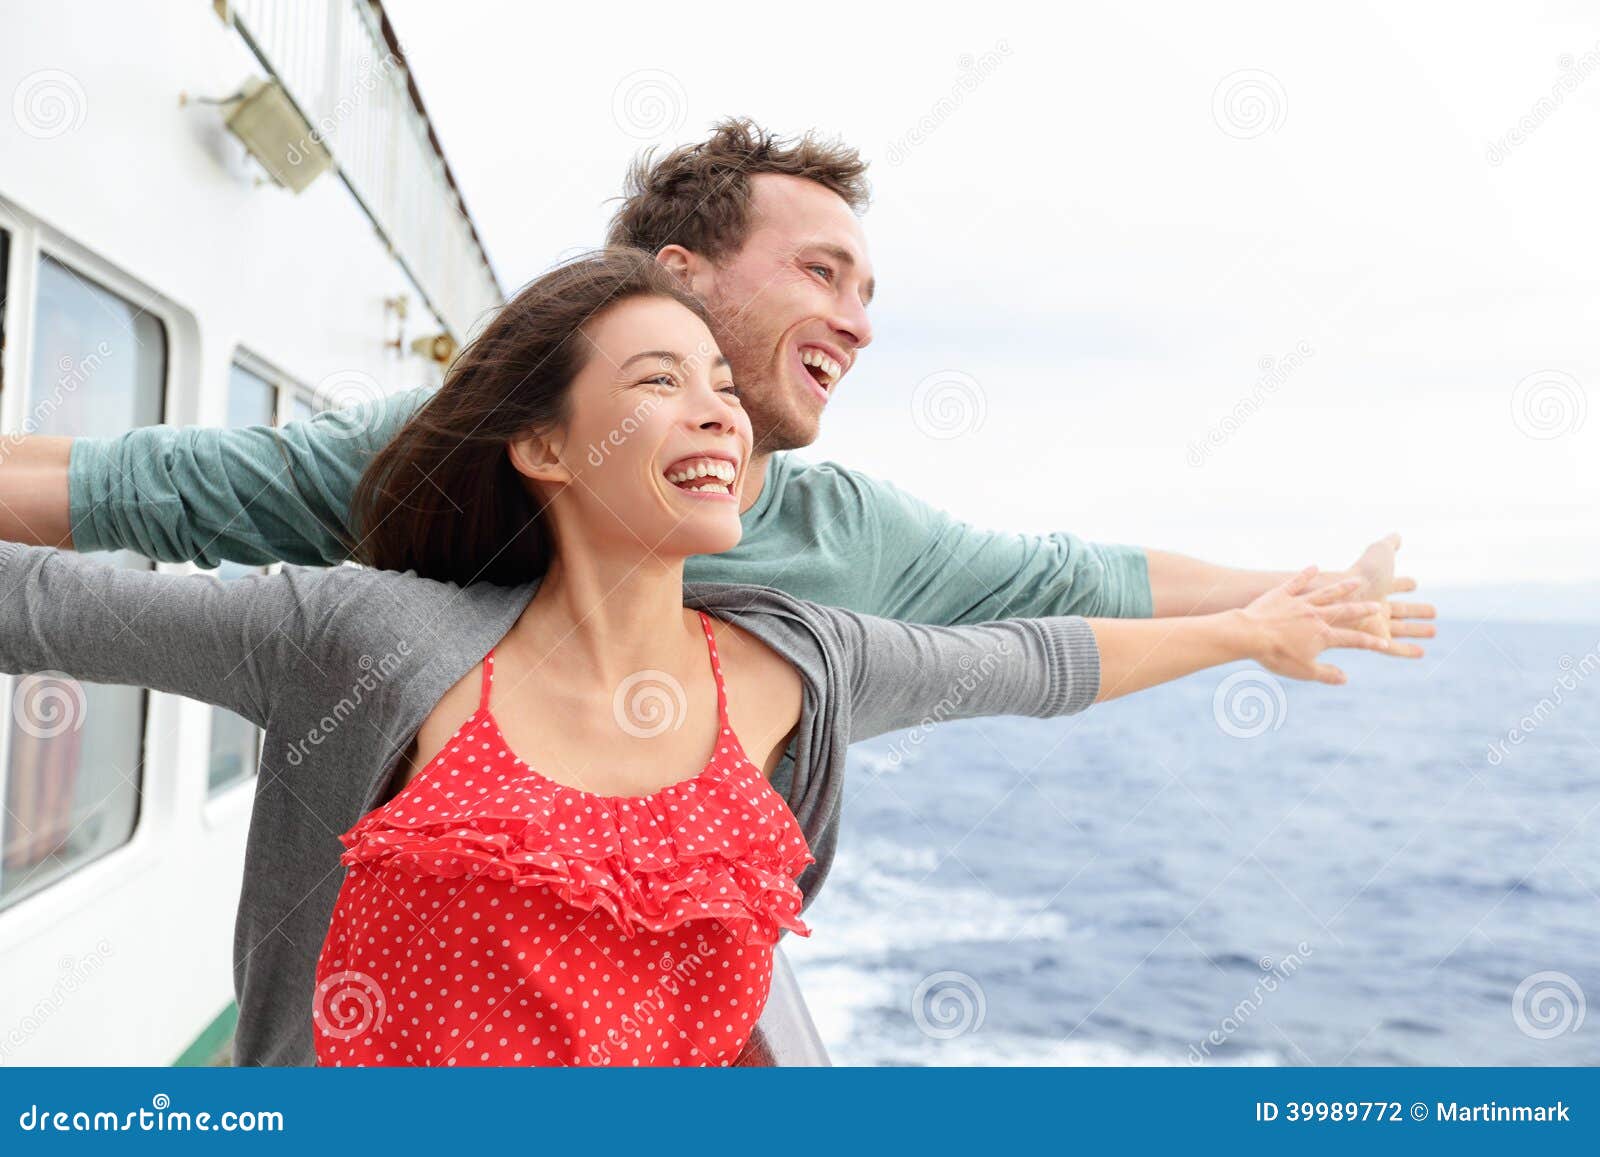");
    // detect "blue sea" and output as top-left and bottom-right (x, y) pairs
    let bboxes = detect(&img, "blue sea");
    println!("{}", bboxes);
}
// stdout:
(784, 617), (1600, 1066)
